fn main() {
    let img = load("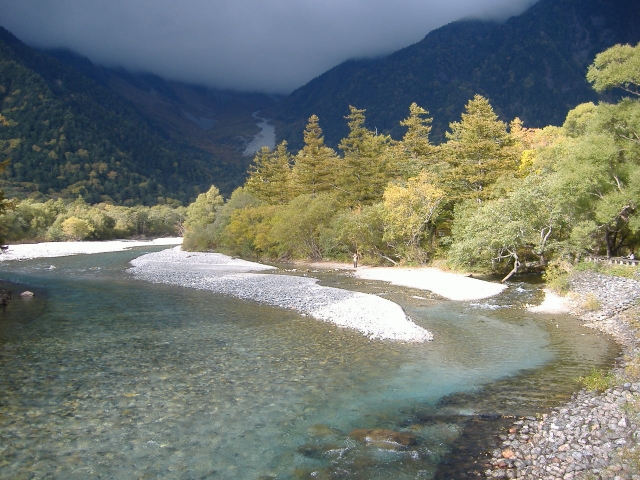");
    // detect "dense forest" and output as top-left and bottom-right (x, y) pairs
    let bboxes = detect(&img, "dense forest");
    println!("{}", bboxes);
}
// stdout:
(1, 43), (637, 283)
(0, 27), (248, 205)
(180, 43), (640, 280)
